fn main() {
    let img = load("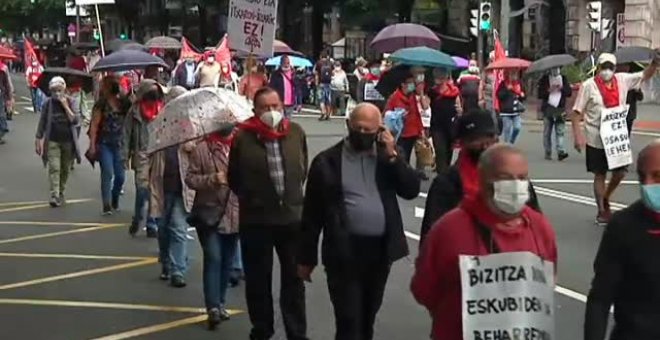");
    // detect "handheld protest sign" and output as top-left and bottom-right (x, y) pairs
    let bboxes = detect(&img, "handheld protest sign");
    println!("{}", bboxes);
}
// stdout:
(600, 105), (632, 170)
(459, 251), (555, 340)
